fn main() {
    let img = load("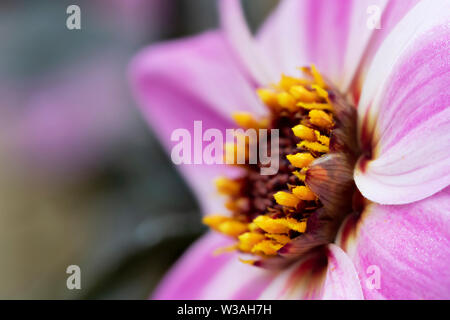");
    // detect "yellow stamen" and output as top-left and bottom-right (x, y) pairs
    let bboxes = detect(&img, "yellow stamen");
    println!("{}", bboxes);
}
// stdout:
(311, 64), (326, 88)
(289, 86), (319, 102)
(309, 110), (334, 129)
(217, 220), (248, 237)
(286, 152), (315, 168)
(256, 88), (278, 109)
(273, 191), (301, 207)
(298, 140), (330, 153)
(232, 112), (267, 129)
(312, 84), (329, 101)
(292, 186), (317, 201)
(283, 217), (307, 233)
(265, 233), (291, 245)
(293, 170), (306, 181)
(213, 244), (238, 256)
(277, 92), (297, 112)
(215, 177), (241, 195)
(315, 131), (330, 146)
(292, 124), (316, 141)
(253, 215), (290, 234)
(297, 102), (333, 111)
(238, 232), (265, 252)
(278, 74), (310, 91)
(239, 258), (256, 265)
(251, 240), (283, 256)
(202, 215), (230, 230)
(224, 142), (238, 164)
